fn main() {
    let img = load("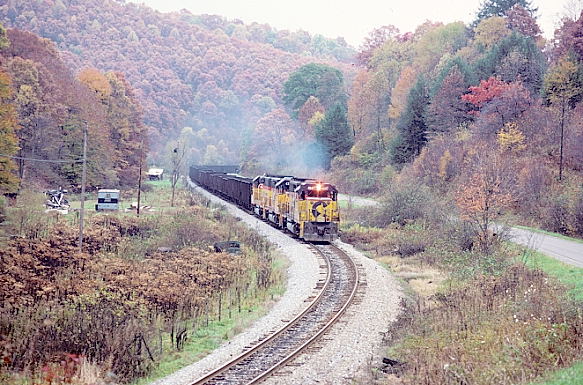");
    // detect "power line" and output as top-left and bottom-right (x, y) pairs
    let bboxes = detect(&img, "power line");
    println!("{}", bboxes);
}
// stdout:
(0, 153), (84, 163)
